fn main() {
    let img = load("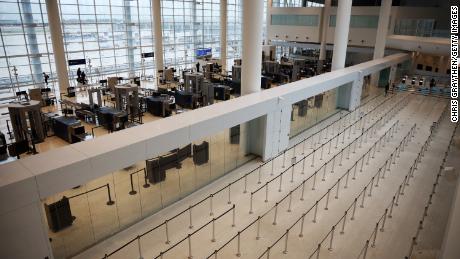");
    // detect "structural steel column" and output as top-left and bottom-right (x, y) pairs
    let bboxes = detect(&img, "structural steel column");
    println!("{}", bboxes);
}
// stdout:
(220, 0), (227, 73)
(331, 0), (352, 71)
(371, 0), (392, 86)
(46, 0), (70, 94)
(152, 0), (164, 72)
(318, 0), (331, 73)
(241, 0), (264, 95)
